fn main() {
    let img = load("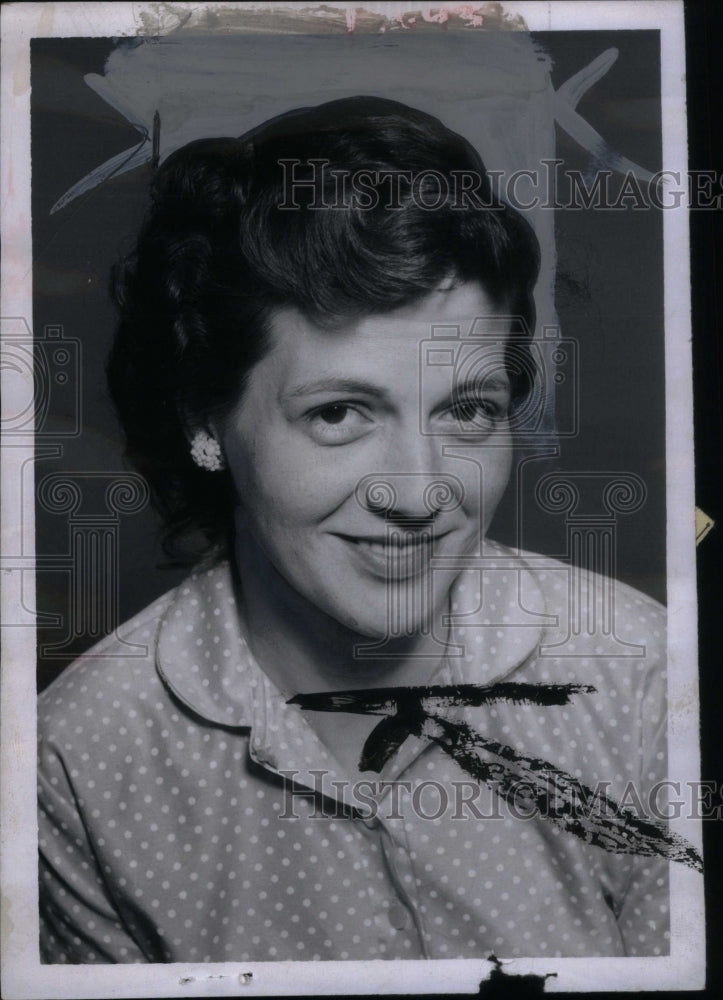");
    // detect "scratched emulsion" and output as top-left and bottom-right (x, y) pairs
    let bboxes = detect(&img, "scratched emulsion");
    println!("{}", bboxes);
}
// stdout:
(290, 684), (704, 874)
